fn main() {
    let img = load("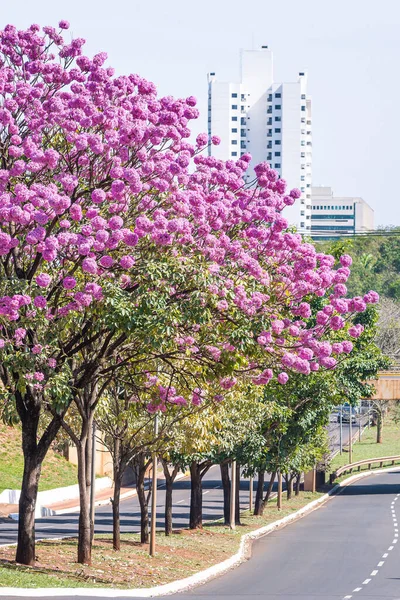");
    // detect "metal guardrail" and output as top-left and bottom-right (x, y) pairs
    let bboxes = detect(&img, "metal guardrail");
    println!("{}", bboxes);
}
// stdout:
(329, 455), (400, 484)
(329, 456), (400, 483)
